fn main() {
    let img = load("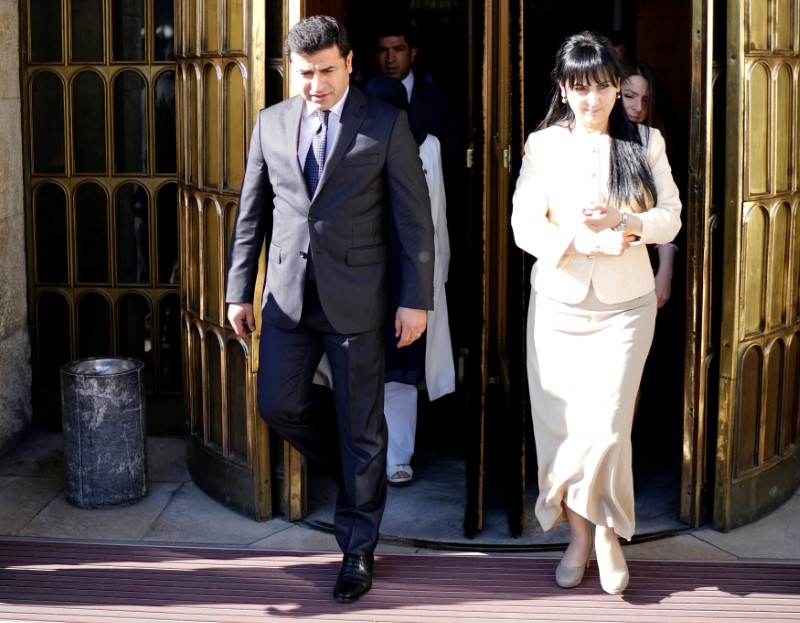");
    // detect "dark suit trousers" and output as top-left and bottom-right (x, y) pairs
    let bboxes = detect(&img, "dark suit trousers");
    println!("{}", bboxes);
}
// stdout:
(257, 281), (388, 556)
